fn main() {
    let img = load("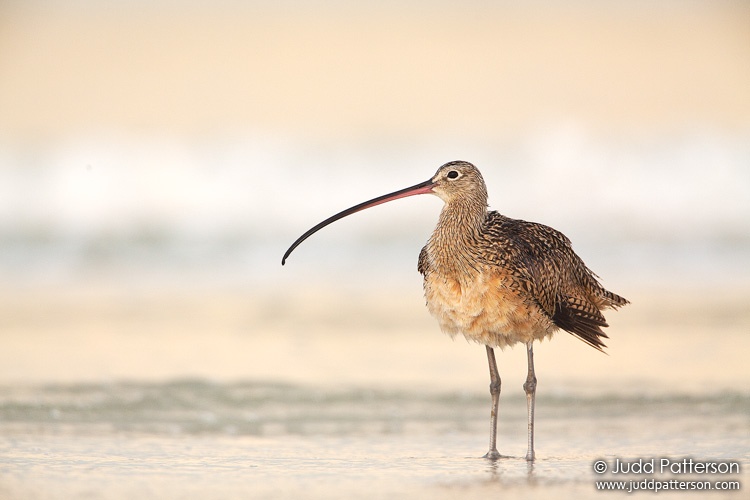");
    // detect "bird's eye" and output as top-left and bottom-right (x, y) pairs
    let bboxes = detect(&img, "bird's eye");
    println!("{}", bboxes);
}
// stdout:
(447, 170), (460, 180)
